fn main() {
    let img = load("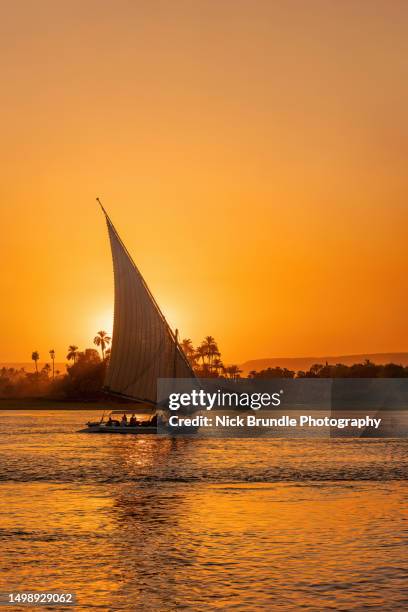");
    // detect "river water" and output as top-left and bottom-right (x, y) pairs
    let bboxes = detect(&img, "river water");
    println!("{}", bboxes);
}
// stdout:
(0, 409), (407, 610)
